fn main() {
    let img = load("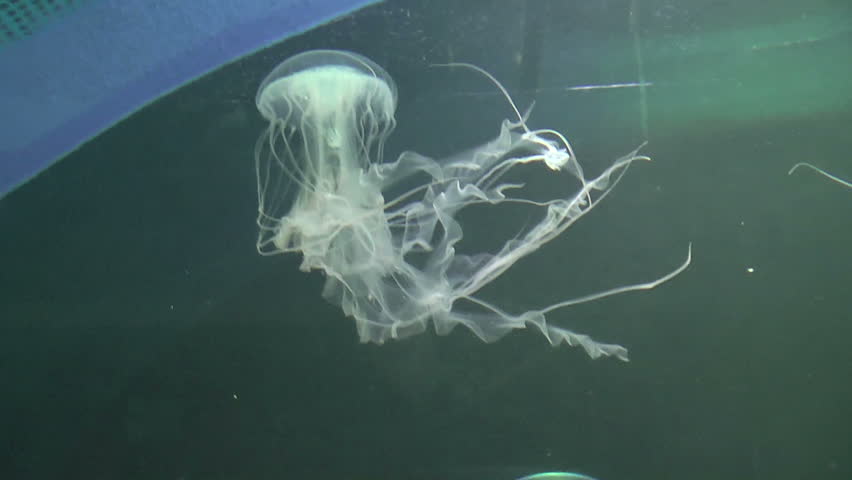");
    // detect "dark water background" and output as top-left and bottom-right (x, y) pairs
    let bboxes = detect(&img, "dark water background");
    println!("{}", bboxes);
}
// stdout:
(2, 0), (850, 478)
